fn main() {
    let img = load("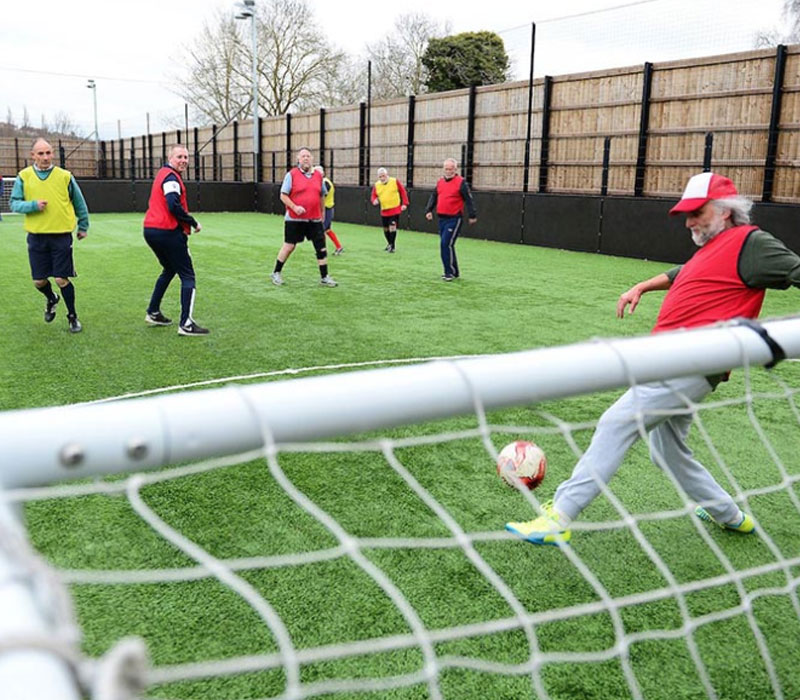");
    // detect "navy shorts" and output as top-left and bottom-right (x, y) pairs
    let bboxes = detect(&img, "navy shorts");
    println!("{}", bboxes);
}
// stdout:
(27, 232), (76, 279)
(381, 214), (399, 229)
(284, 220), (324, 245)
(323, 207), (334, 231)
